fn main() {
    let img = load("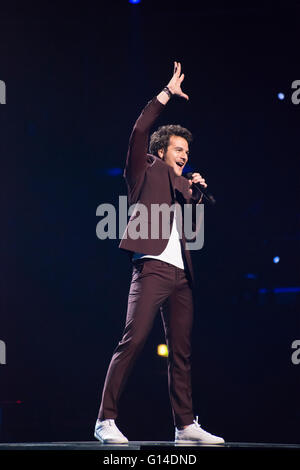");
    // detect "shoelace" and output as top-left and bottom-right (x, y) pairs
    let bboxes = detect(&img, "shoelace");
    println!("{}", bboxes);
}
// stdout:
(192, 416), (201, 428)
(97, 419), (115, 430)
(177, 416), (201, 431)
(192, 417), (215, 437)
